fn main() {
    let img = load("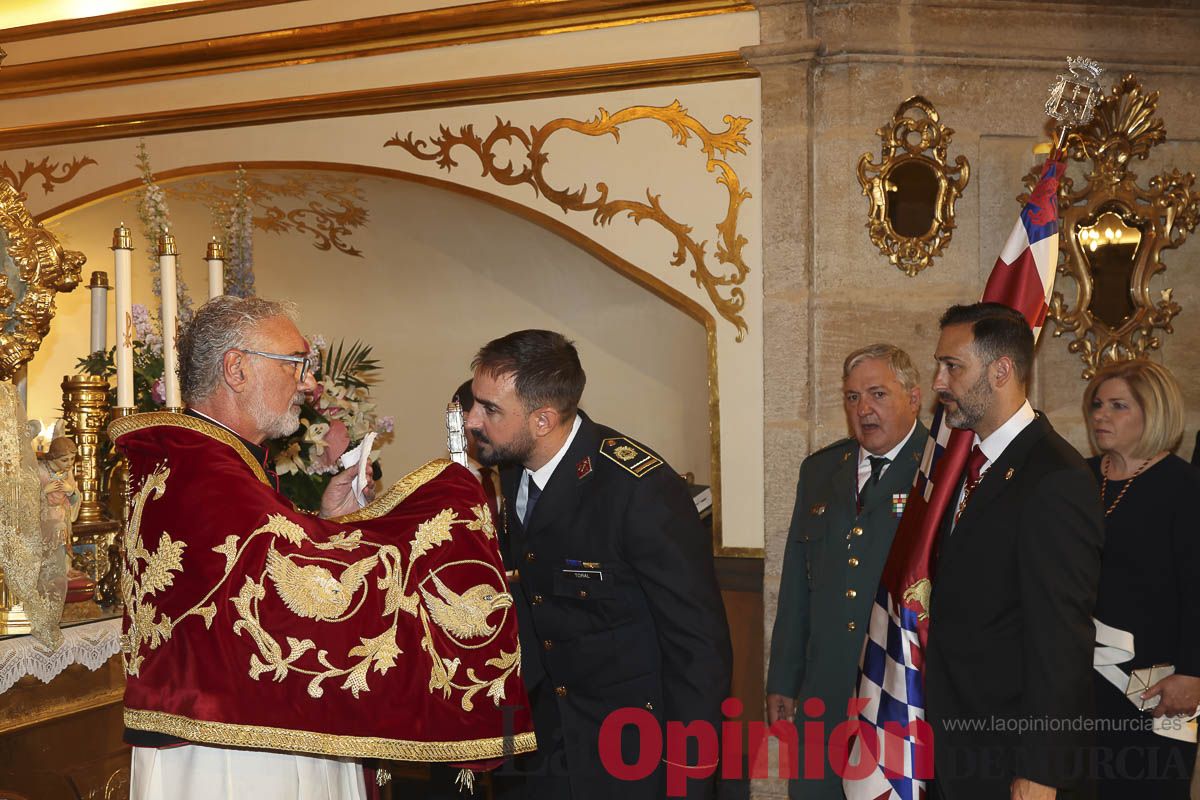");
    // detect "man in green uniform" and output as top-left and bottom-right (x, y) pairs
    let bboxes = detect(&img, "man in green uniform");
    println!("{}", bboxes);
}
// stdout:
(766, 343), (929, 799)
